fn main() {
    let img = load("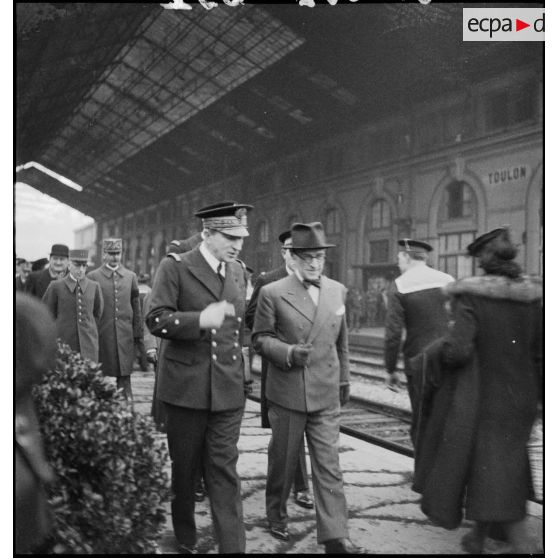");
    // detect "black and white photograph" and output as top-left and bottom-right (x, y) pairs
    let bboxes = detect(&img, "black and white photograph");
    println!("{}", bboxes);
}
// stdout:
(15, 1), (544, 554)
